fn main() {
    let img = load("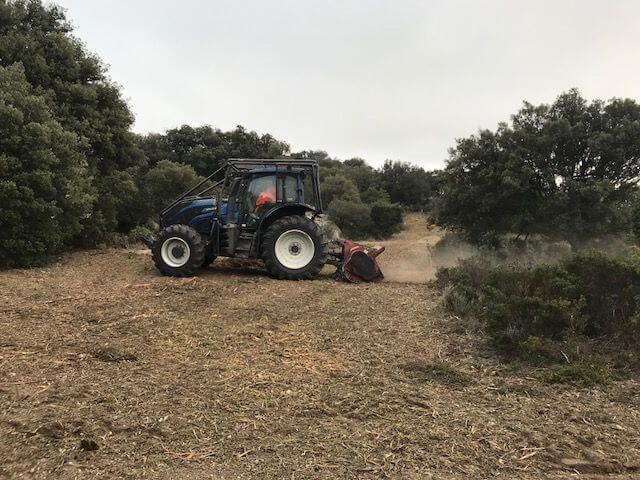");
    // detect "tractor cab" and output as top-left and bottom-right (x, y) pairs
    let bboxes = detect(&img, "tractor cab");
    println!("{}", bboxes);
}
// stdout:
(223, 165), (319, 228)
